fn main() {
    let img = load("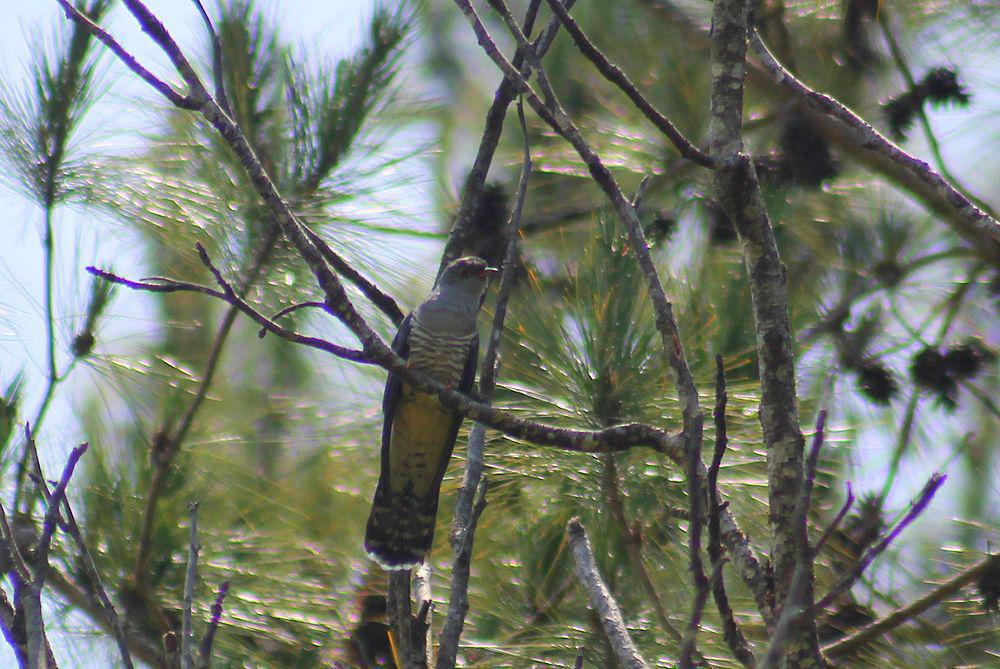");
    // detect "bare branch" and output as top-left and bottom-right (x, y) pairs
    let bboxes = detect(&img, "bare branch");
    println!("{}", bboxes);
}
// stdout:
(813, 484), (854, 557)
(196, 581), (230, 669)
(540, 0), (713, 167)
(181, 503), (200, 669)
(54, 0), (198, 109)
(679, 414), (710, 669)
(823, 553), (1000, 658)
(190, 0), (232, 117)
(23, 427), (136, 669)
(439, 96), (532, 668)
(707, 356), (757, 668)
(812, 473), (947, 613)
(89, 265), (372, 365)
(748, 30), (1000, 254)
(302, 225), (405, 325)
(439, 0), (571, 273)
(567, 518), (648, 669)
(0, 500), (30, 583)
